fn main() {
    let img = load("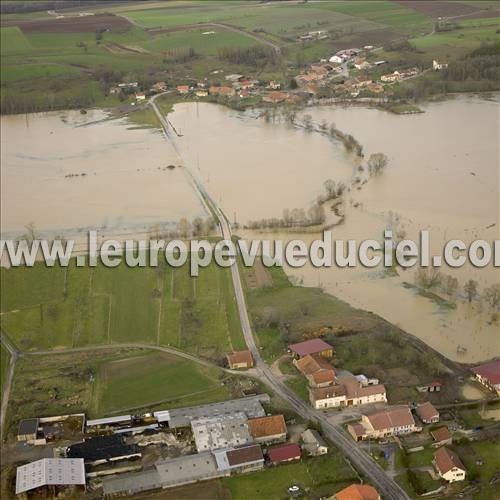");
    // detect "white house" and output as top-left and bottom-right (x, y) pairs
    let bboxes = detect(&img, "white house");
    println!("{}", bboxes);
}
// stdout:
(433, 447), (466, 482)
(329, 55), (343, 64)
(433, 59), (448, 71)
